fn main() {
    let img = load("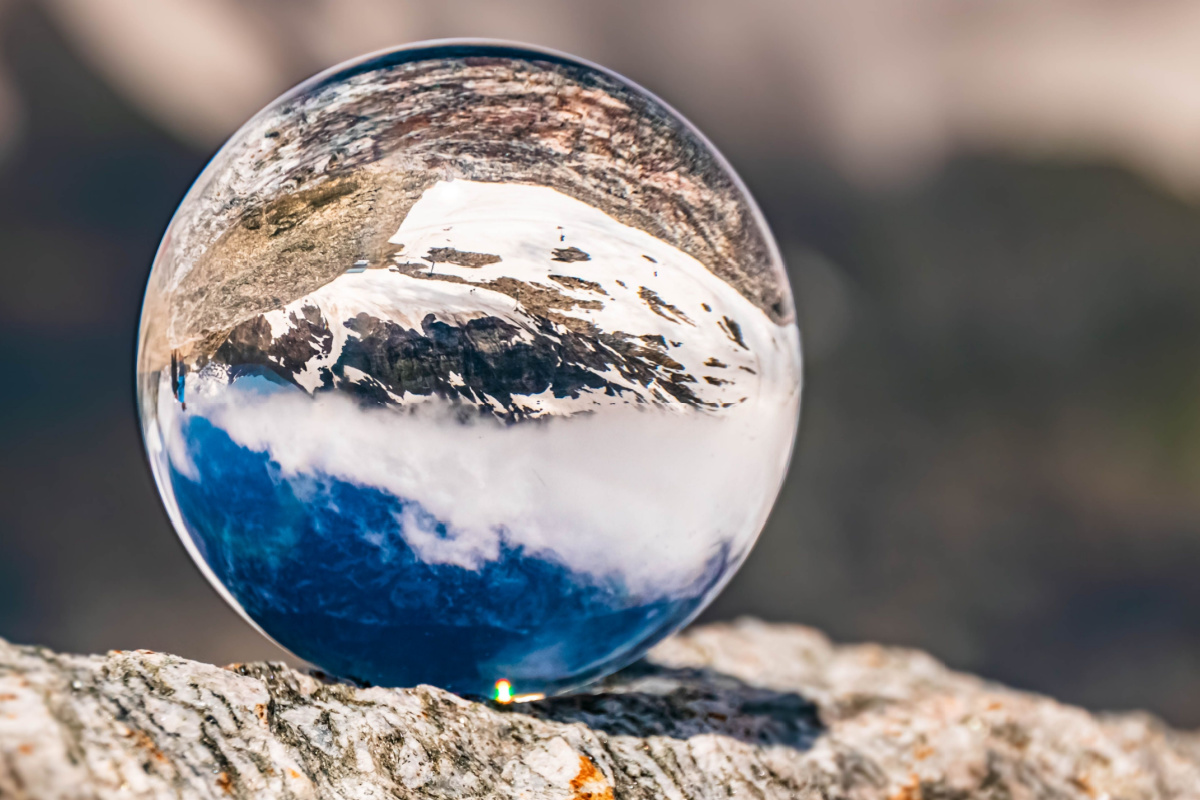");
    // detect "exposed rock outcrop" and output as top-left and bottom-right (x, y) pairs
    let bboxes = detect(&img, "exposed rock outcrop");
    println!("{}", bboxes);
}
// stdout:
(2, 619), (1198, 799)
